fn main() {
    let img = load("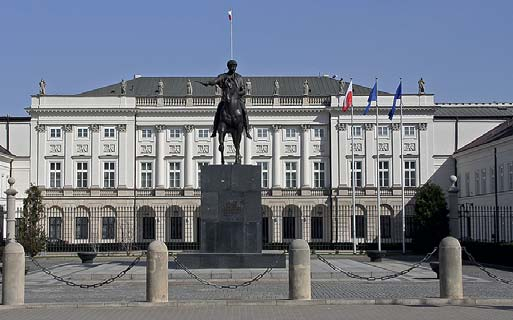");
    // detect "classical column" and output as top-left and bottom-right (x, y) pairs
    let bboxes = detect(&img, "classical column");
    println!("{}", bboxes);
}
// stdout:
(391, 123), (401, 188)
(90, 124), (100, 188)
(335, 122), (347, 187)
(184, 125), (195, 189)
(418, 123), (428, 185)
(271, 125), (282, 189)
(364, 123), (375, 187)
(63, 124), (73, 188)
(244, 126), (252, 165)
(156, 125), (166, 189)
(300, 124), (311, 189)
(116, 124), (127, 188)
(35, 124), (46, 186)
(213, 137), (221, 165)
